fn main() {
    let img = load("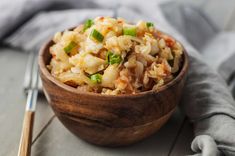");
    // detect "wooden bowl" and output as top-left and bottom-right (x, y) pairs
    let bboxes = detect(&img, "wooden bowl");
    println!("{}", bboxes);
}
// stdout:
(38, 34), (189, 146)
